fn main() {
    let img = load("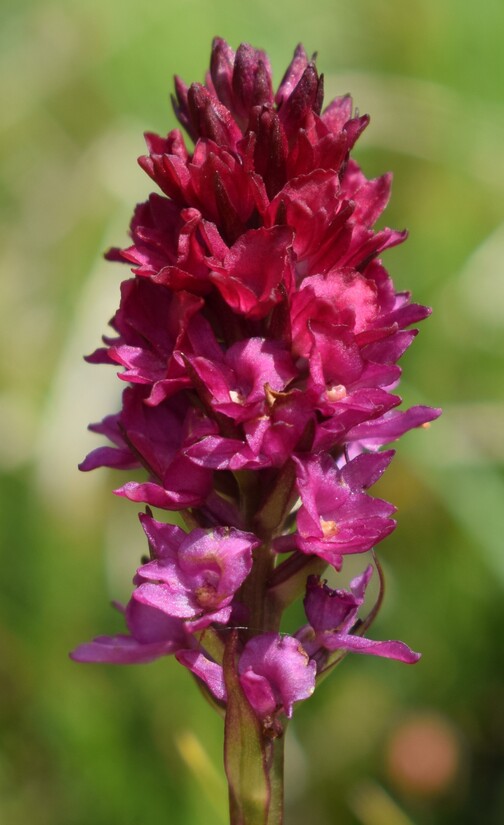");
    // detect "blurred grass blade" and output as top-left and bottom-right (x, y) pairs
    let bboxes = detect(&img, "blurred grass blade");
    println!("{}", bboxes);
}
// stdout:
(349, 779), (415, 825)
